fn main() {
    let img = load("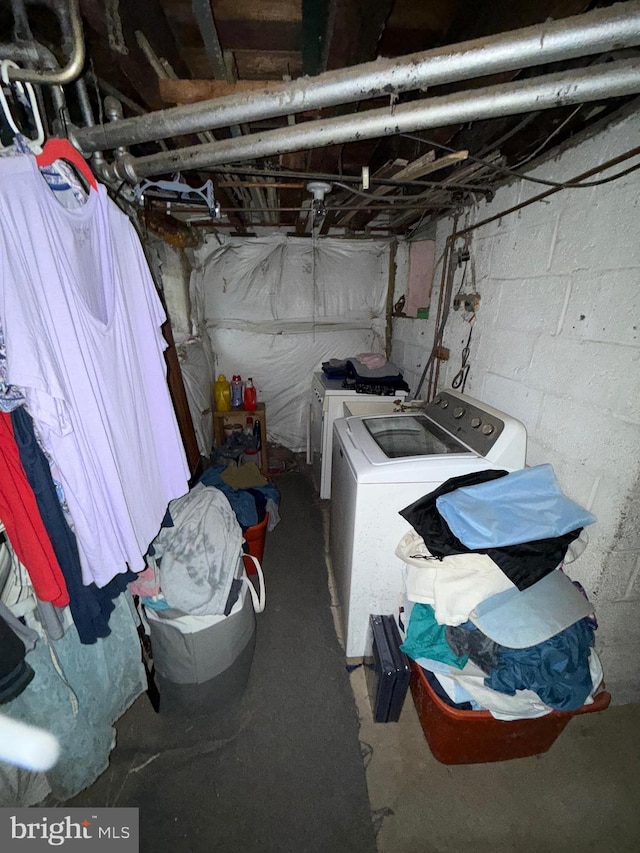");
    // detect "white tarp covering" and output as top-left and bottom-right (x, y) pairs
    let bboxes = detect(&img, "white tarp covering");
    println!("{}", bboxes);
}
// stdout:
(192, 235), (391, 451)
(177, 337), (215, 457)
